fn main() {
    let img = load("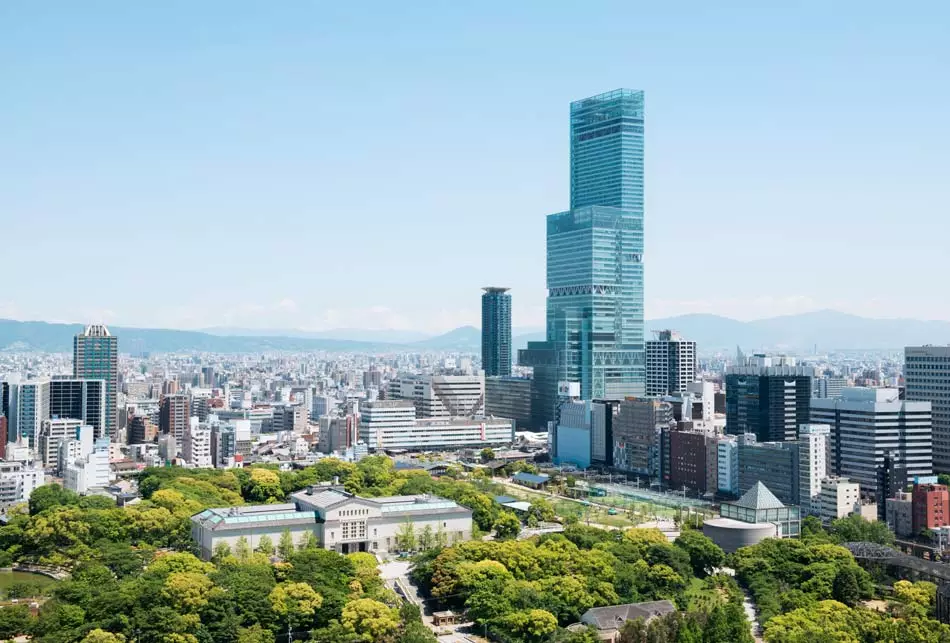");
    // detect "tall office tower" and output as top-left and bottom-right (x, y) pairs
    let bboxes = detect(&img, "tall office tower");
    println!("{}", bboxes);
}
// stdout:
(388, 374), (484, 418)
(73, 324), (118, 439)
(646, 330), (697, 396)
(612, 397), (674, 478)
(484, 377), (533, 430)
(725, 362), (815, 441)
(811, 387), (932, 503)
(738, 440), (801, 506)
(520, 89), (646, 425)
(49, 377), (106, 438)
(905, 346), (950, 471)
(798, 424), (831, 516)
(481, 287), (512, 377)
(159, 393), (191, 441)
(0, 415), (7, 459)
(16, 378), (50, 447)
